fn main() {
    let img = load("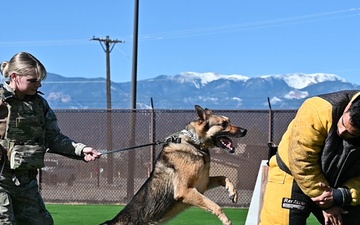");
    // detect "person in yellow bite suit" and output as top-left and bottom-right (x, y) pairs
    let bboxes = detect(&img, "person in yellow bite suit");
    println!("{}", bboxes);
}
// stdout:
(260, 90), (360, 225)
